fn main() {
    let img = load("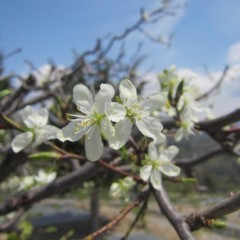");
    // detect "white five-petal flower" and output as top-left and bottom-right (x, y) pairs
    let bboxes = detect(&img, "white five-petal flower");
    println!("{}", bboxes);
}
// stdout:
(11, 106), (59, 153)
(57, 83), (115, 161)
(106, 79), (166, 150)
(140, 142), (180, 190)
